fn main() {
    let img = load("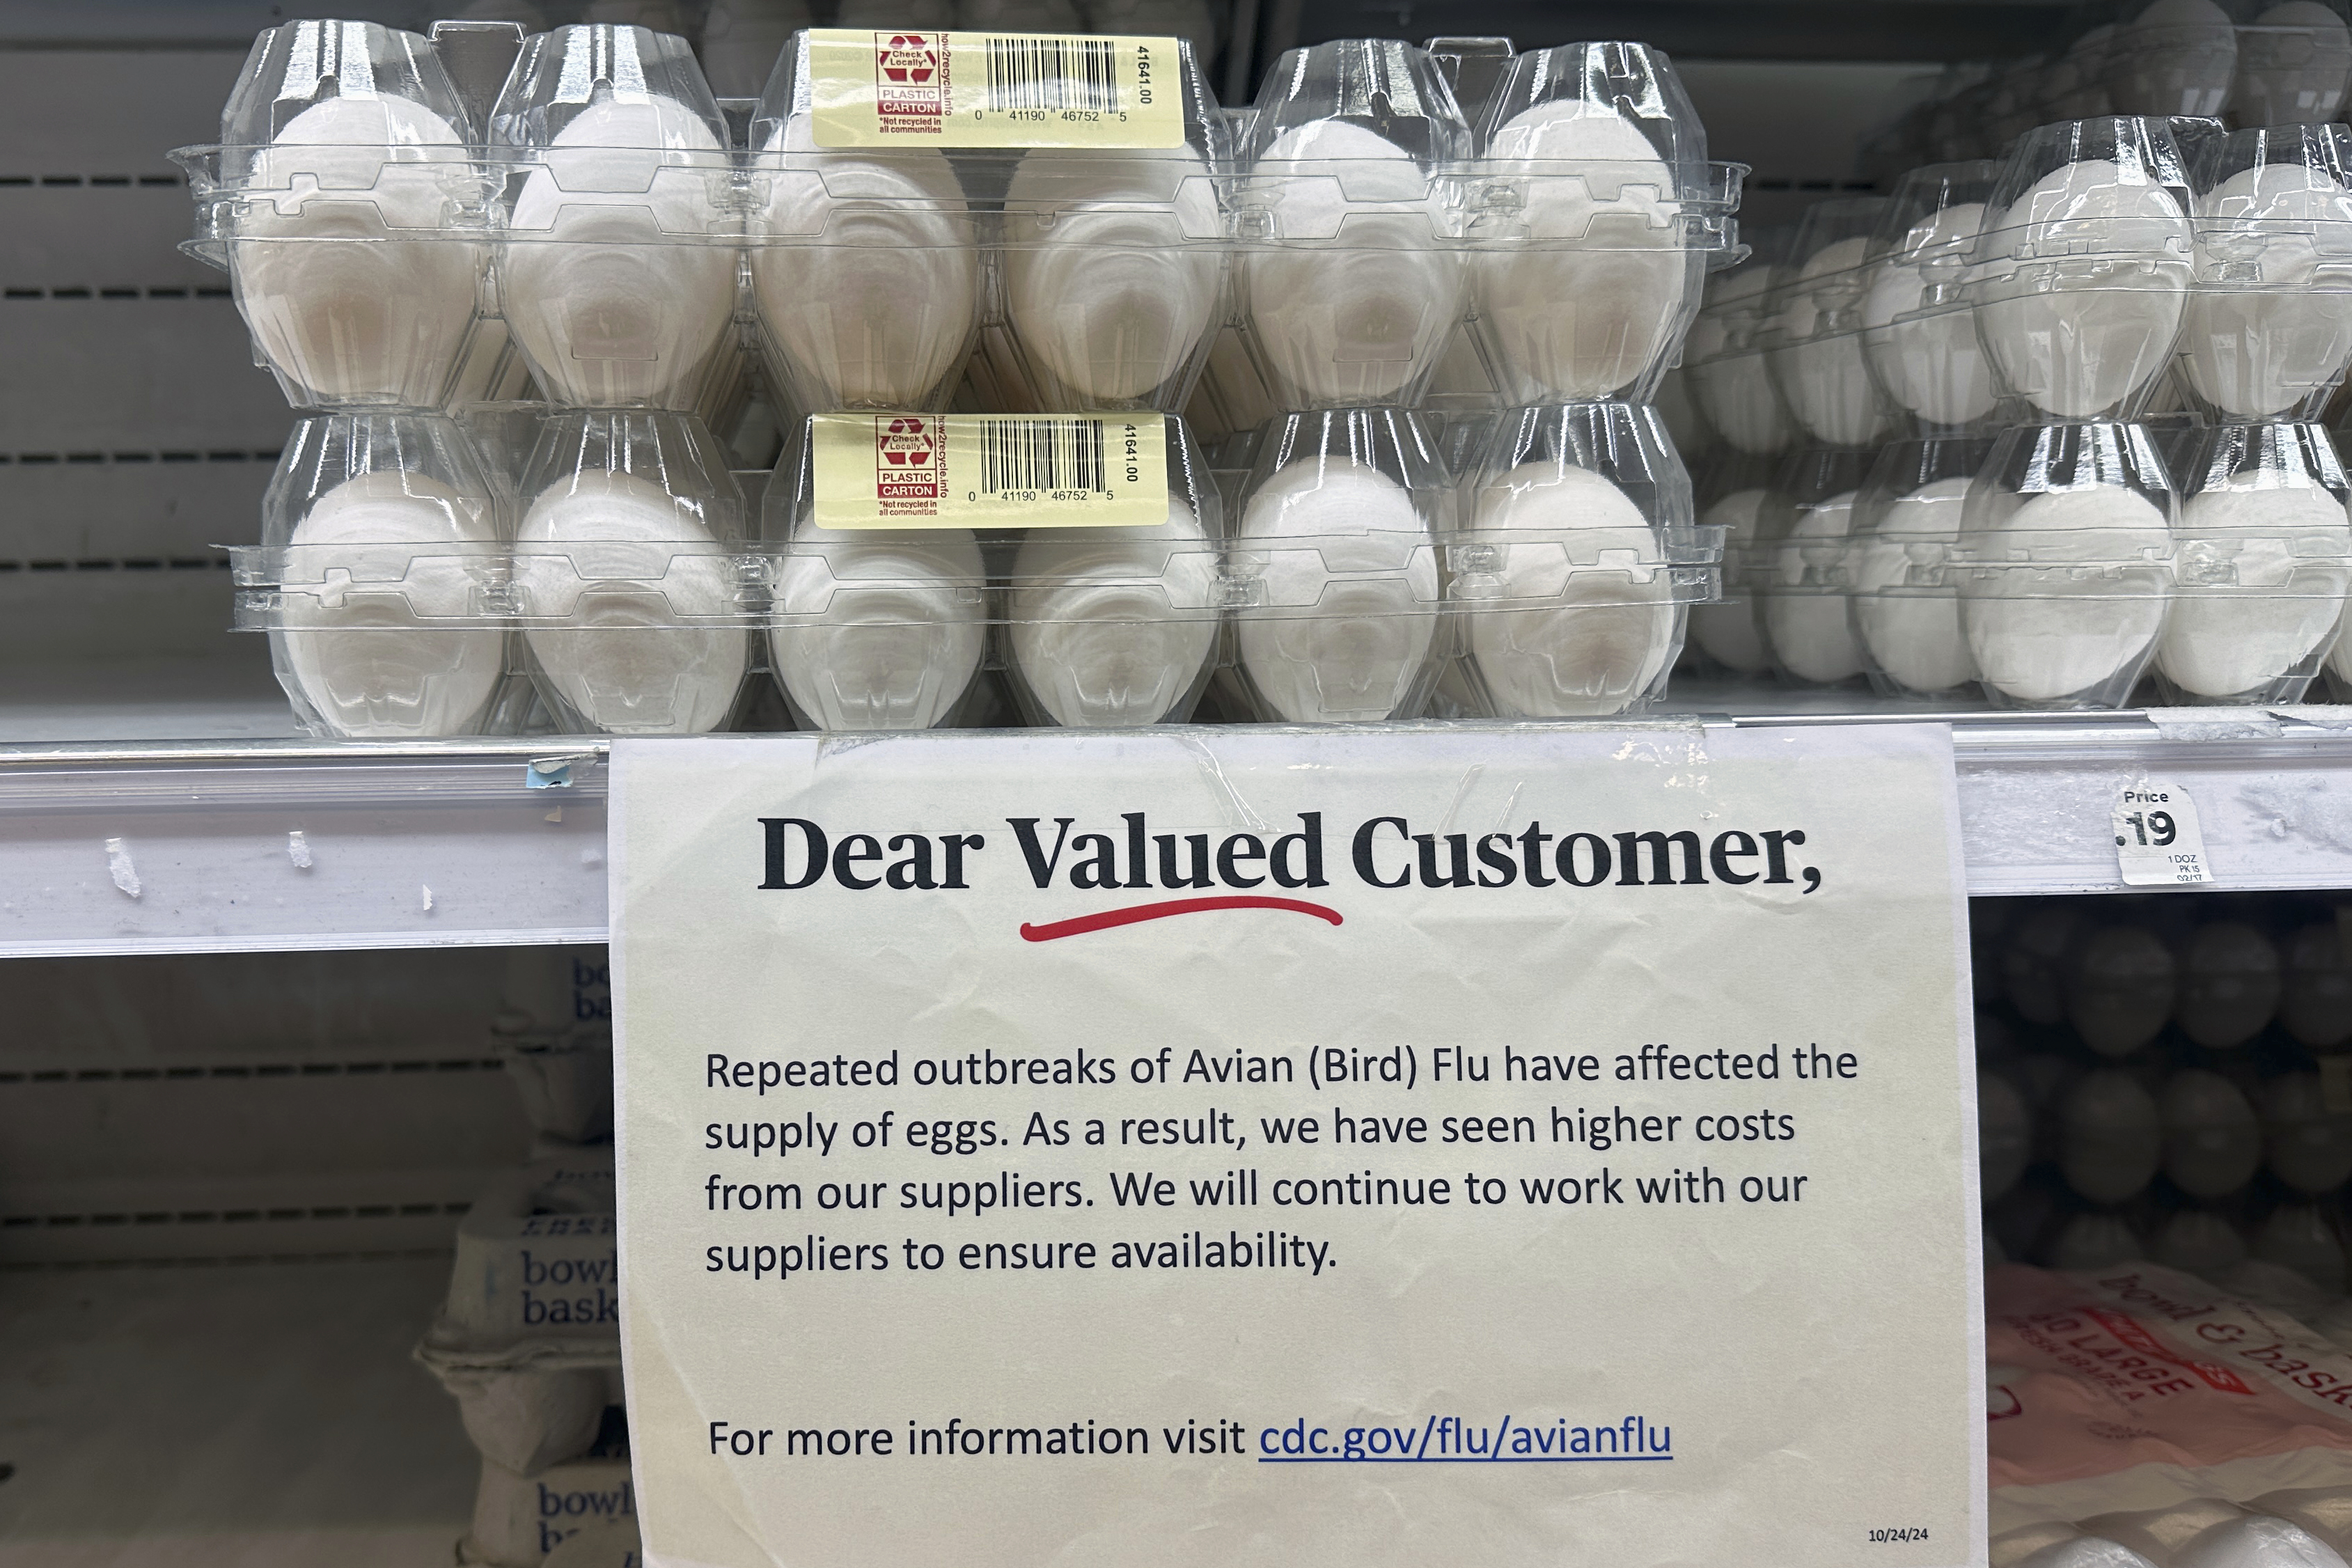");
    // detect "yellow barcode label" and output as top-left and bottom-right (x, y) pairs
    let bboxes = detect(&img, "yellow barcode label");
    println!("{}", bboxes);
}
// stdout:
(808, 413), (1169, 529)
(805, 29), (1186, 149)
